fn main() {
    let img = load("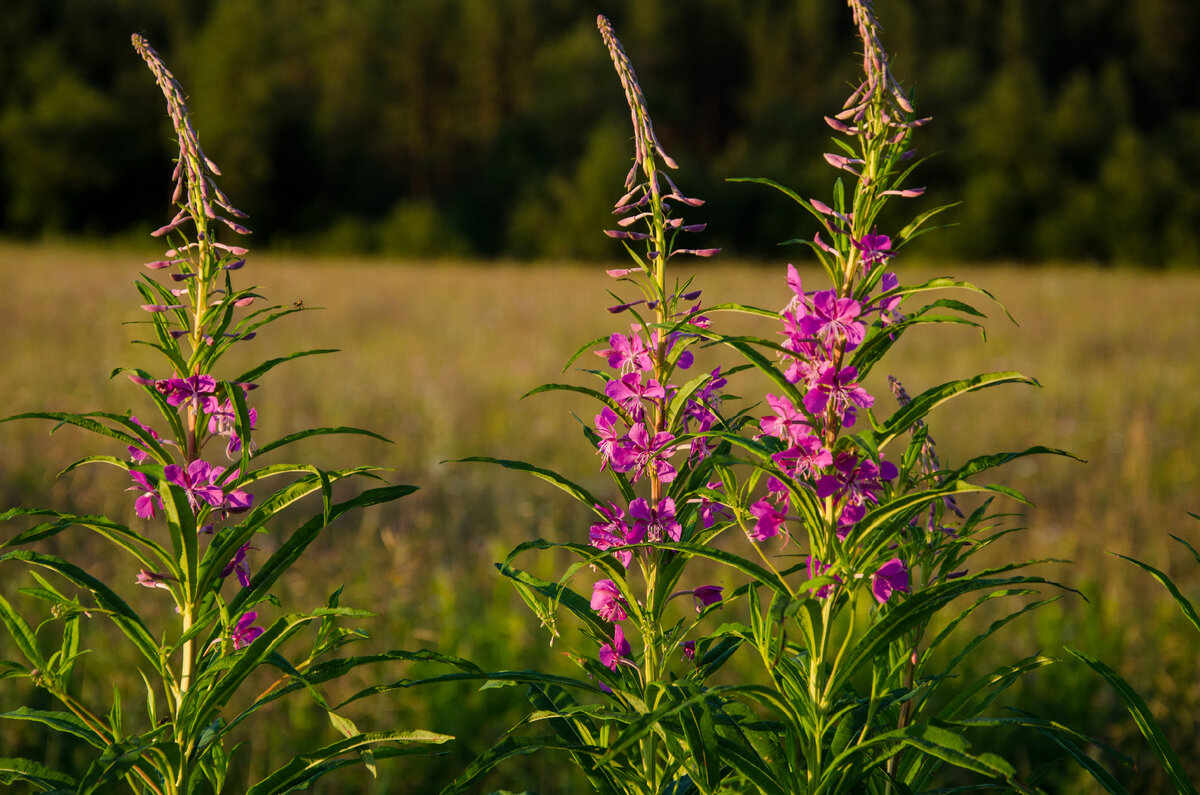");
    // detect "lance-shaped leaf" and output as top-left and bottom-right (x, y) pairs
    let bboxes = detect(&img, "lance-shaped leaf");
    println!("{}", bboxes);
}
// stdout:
(0, 707), (107, 748)
(451, 456), (599, 508)
(0, 550), (161, 671)
(874, 372), (1039, 452)
(1067, 648), (1197, 795)
(0, 757), (78, 791)
(246, 731), (451, 795)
